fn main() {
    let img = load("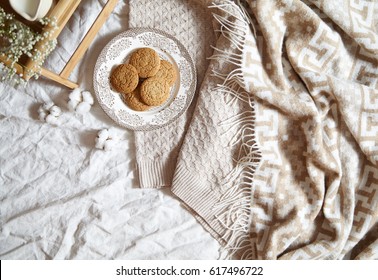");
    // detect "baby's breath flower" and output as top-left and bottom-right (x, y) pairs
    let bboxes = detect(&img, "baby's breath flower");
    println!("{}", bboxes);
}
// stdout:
(0, 7), (57, 82)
